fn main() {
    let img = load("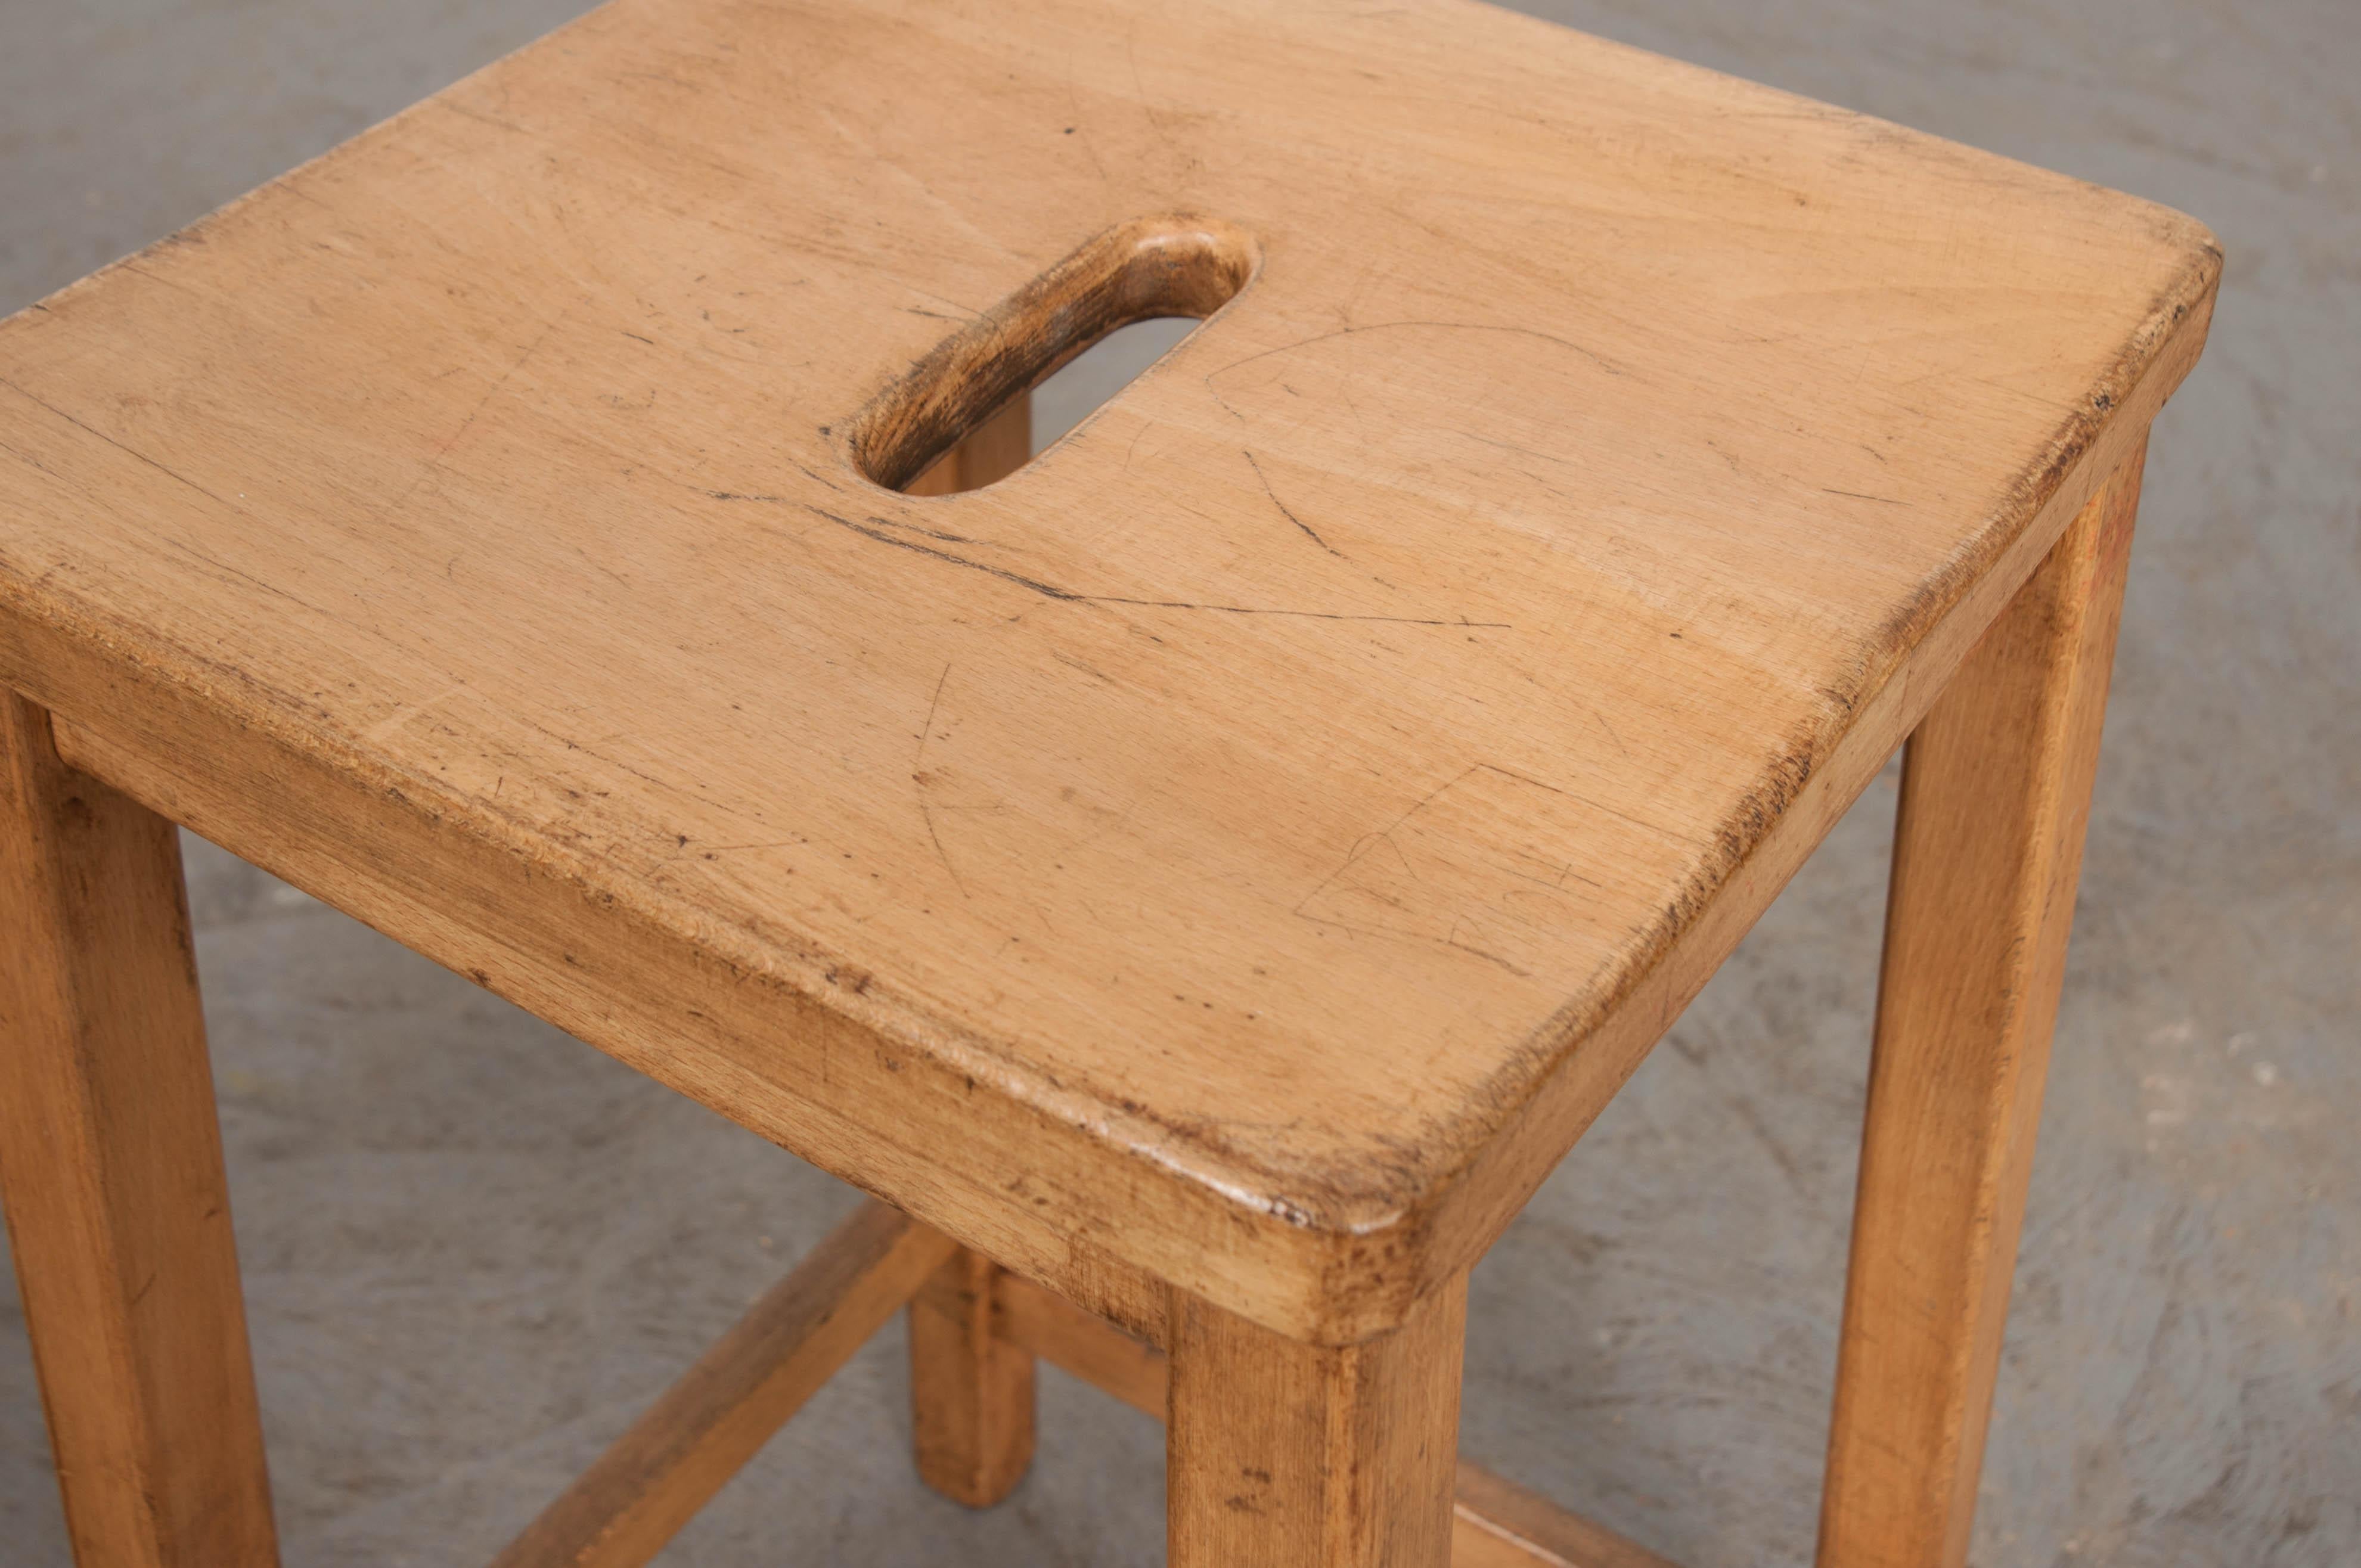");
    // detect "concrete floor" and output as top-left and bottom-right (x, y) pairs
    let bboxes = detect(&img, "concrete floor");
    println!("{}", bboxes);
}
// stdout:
(1, 1), (2353, 1563)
